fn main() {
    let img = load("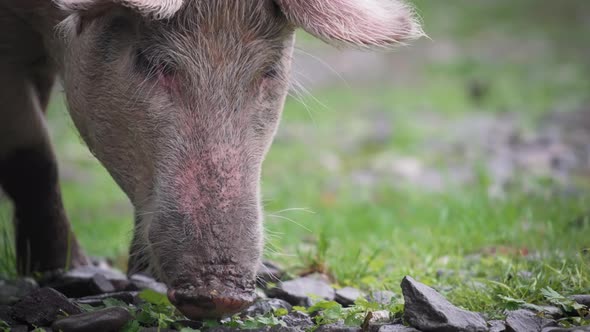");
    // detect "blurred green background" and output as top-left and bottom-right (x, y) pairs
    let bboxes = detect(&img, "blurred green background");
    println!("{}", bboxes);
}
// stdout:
(1, 0), (589, 316)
